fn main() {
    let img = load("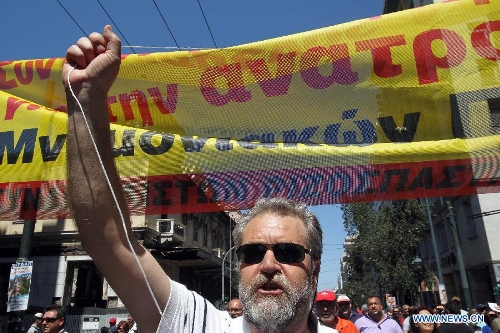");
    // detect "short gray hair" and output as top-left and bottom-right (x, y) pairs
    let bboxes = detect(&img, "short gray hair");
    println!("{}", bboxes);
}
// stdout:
(232, 198), (323, 260)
